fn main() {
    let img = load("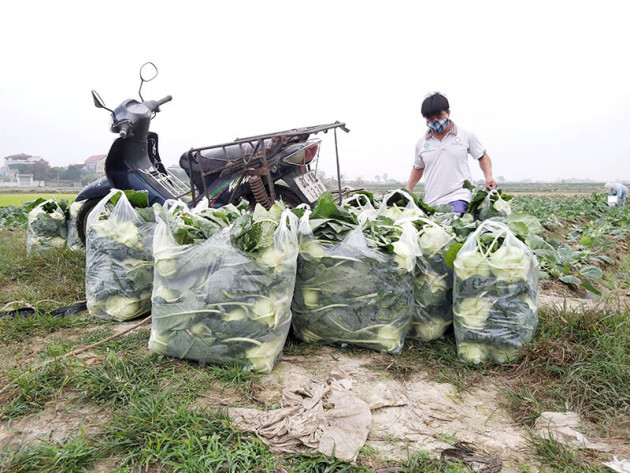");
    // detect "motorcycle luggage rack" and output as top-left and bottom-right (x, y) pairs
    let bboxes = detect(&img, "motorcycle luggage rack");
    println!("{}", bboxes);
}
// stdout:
(138, 166), (191, 200)
(186, 121), (349, 206)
